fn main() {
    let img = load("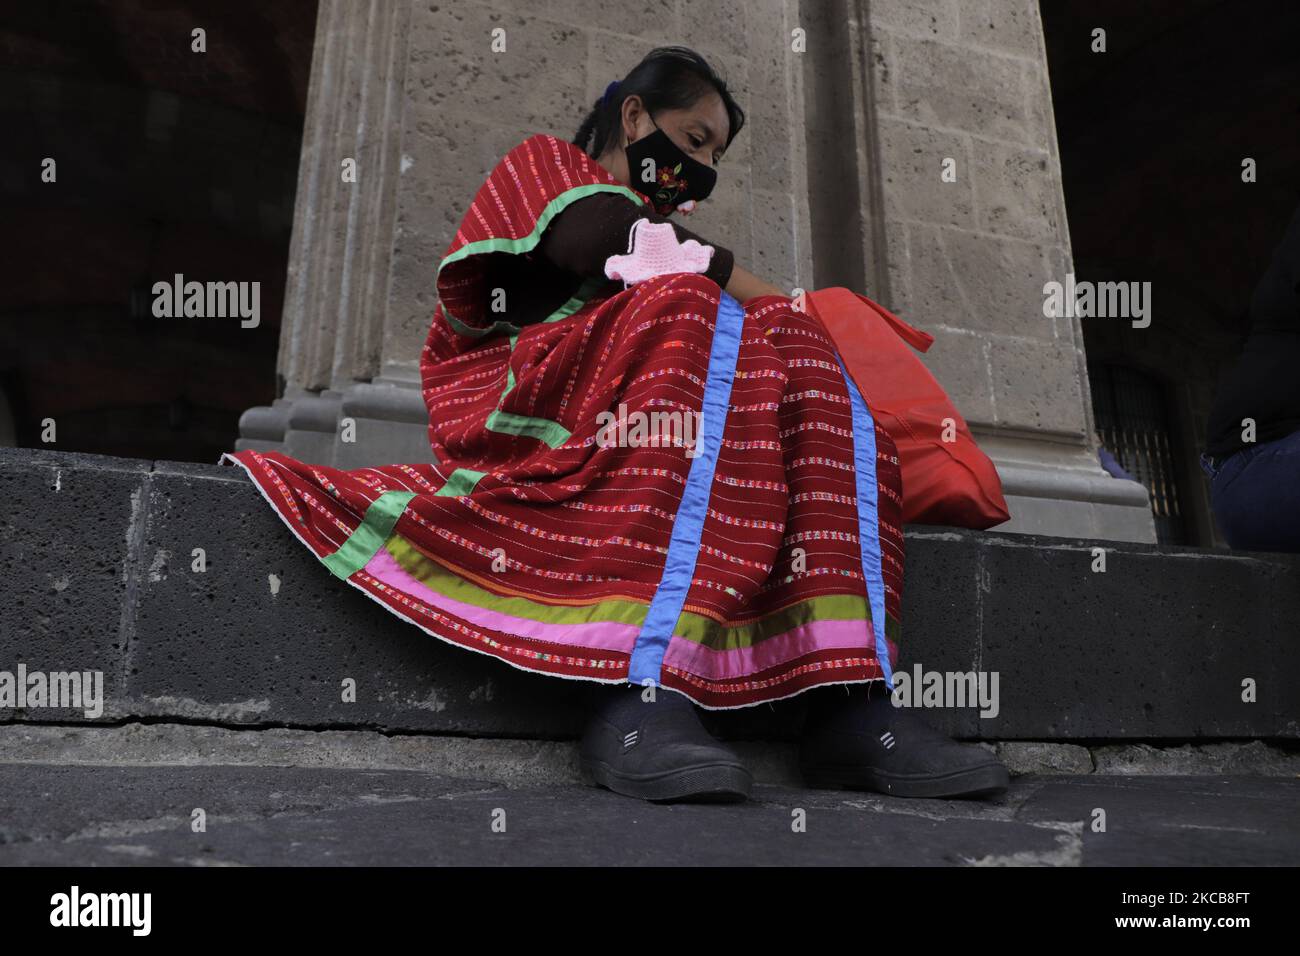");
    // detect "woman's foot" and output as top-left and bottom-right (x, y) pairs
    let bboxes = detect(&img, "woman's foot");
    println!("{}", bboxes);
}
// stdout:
(579, 683), (752, 803)
(799, 682), (1010, 799)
